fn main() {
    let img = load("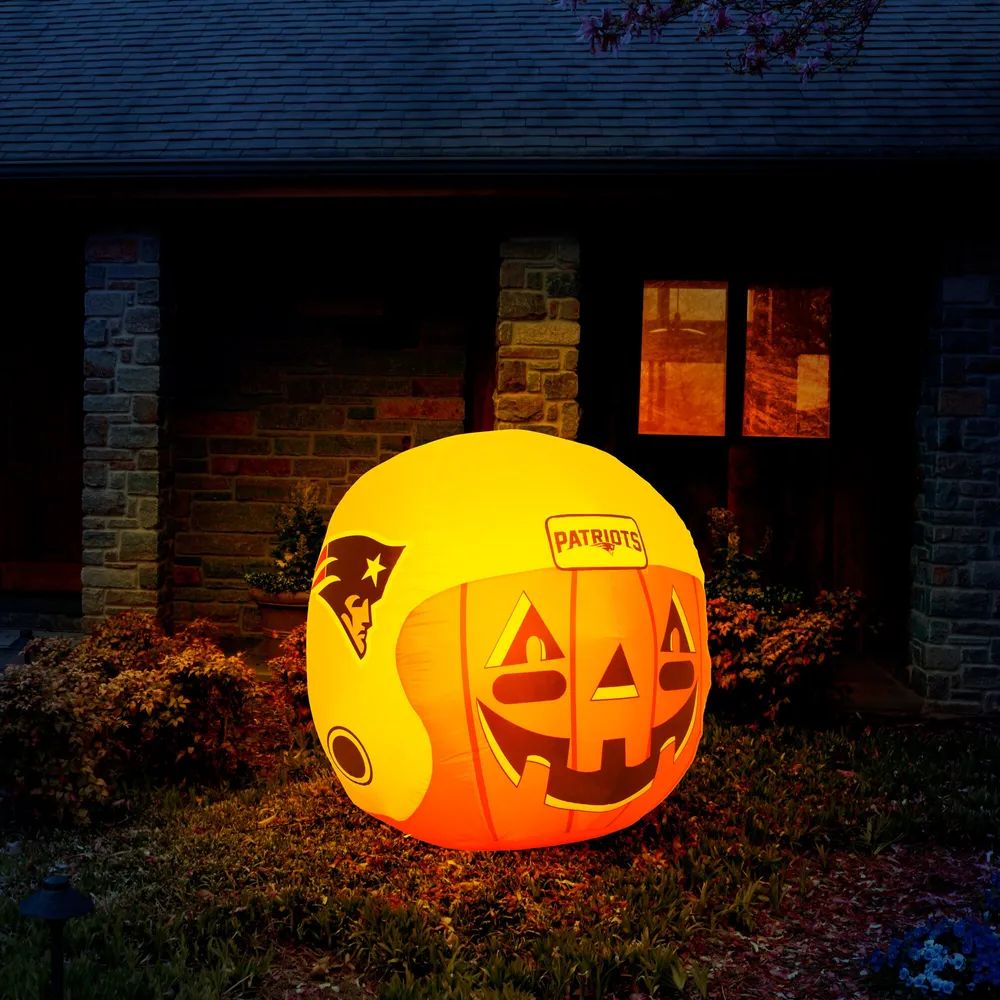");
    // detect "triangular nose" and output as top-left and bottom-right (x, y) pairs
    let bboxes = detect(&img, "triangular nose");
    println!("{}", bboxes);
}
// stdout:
(592, 644), (639, 701)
